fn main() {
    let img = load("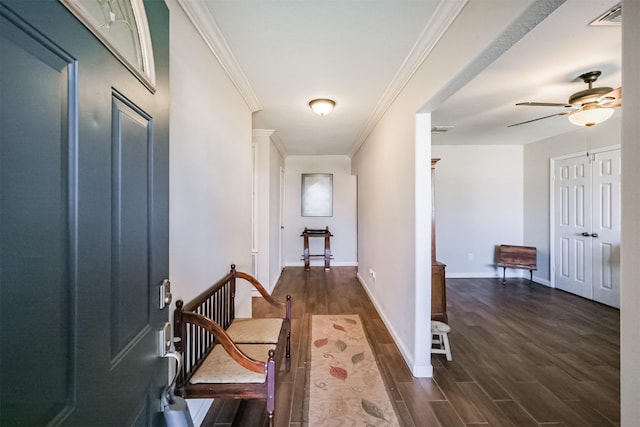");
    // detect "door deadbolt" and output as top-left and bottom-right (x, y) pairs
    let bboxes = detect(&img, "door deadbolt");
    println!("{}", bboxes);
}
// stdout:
(160, 279), (172, 310)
